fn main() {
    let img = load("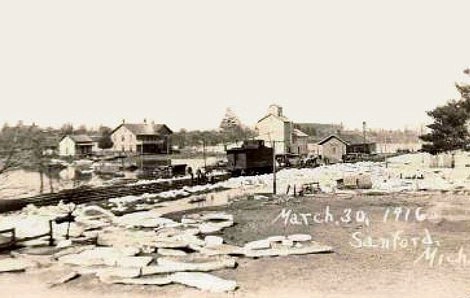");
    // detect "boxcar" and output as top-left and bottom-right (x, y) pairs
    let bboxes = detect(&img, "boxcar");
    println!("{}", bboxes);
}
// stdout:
(226, 140), (273, 176)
